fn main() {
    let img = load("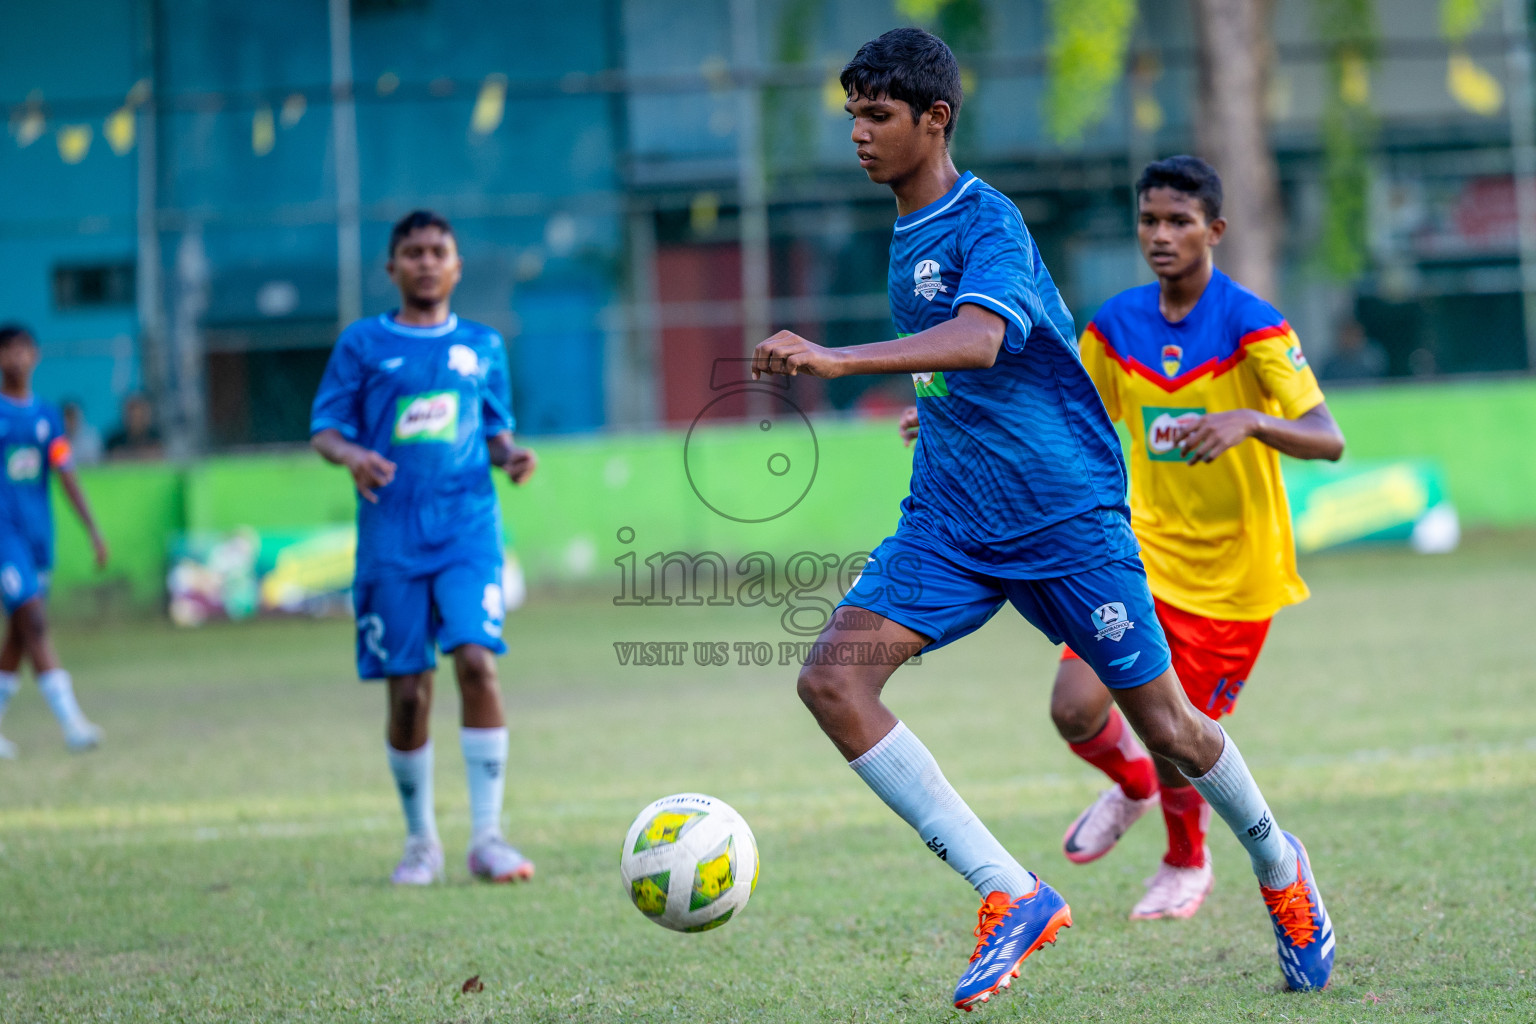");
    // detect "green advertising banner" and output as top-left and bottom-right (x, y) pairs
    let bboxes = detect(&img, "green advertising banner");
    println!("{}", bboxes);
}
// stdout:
(166, 527), (357, 626)
(1284, 459), (1459, 554)
(40, 377), (1535, 618)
